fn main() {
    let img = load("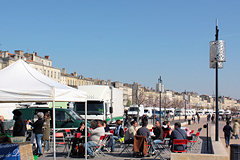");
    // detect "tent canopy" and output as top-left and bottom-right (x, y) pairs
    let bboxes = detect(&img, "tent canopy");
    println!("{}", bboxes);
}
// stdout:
(0, 59), (86, 102)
